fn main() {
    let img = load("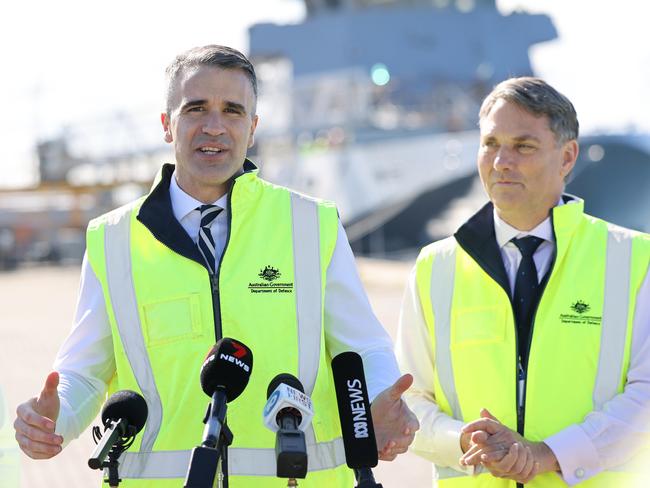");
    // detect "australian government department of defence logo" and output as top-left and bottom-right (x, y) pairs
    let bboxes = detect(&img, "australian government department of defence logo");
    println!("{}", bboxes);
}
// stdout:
(559, 300), (601, 326)
(248, 265), (294, 294)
